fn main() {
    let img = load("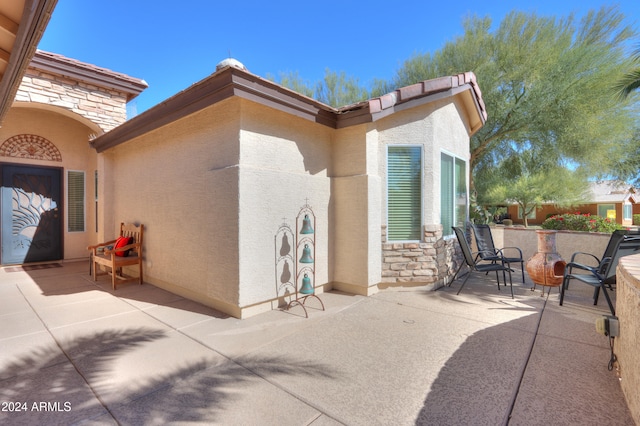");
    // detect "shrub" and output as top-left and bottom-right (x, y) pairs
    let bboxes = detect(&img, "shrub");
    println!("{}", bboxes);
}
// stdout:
(633, 214), (640, 226)
(541, 212), (623, 233)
